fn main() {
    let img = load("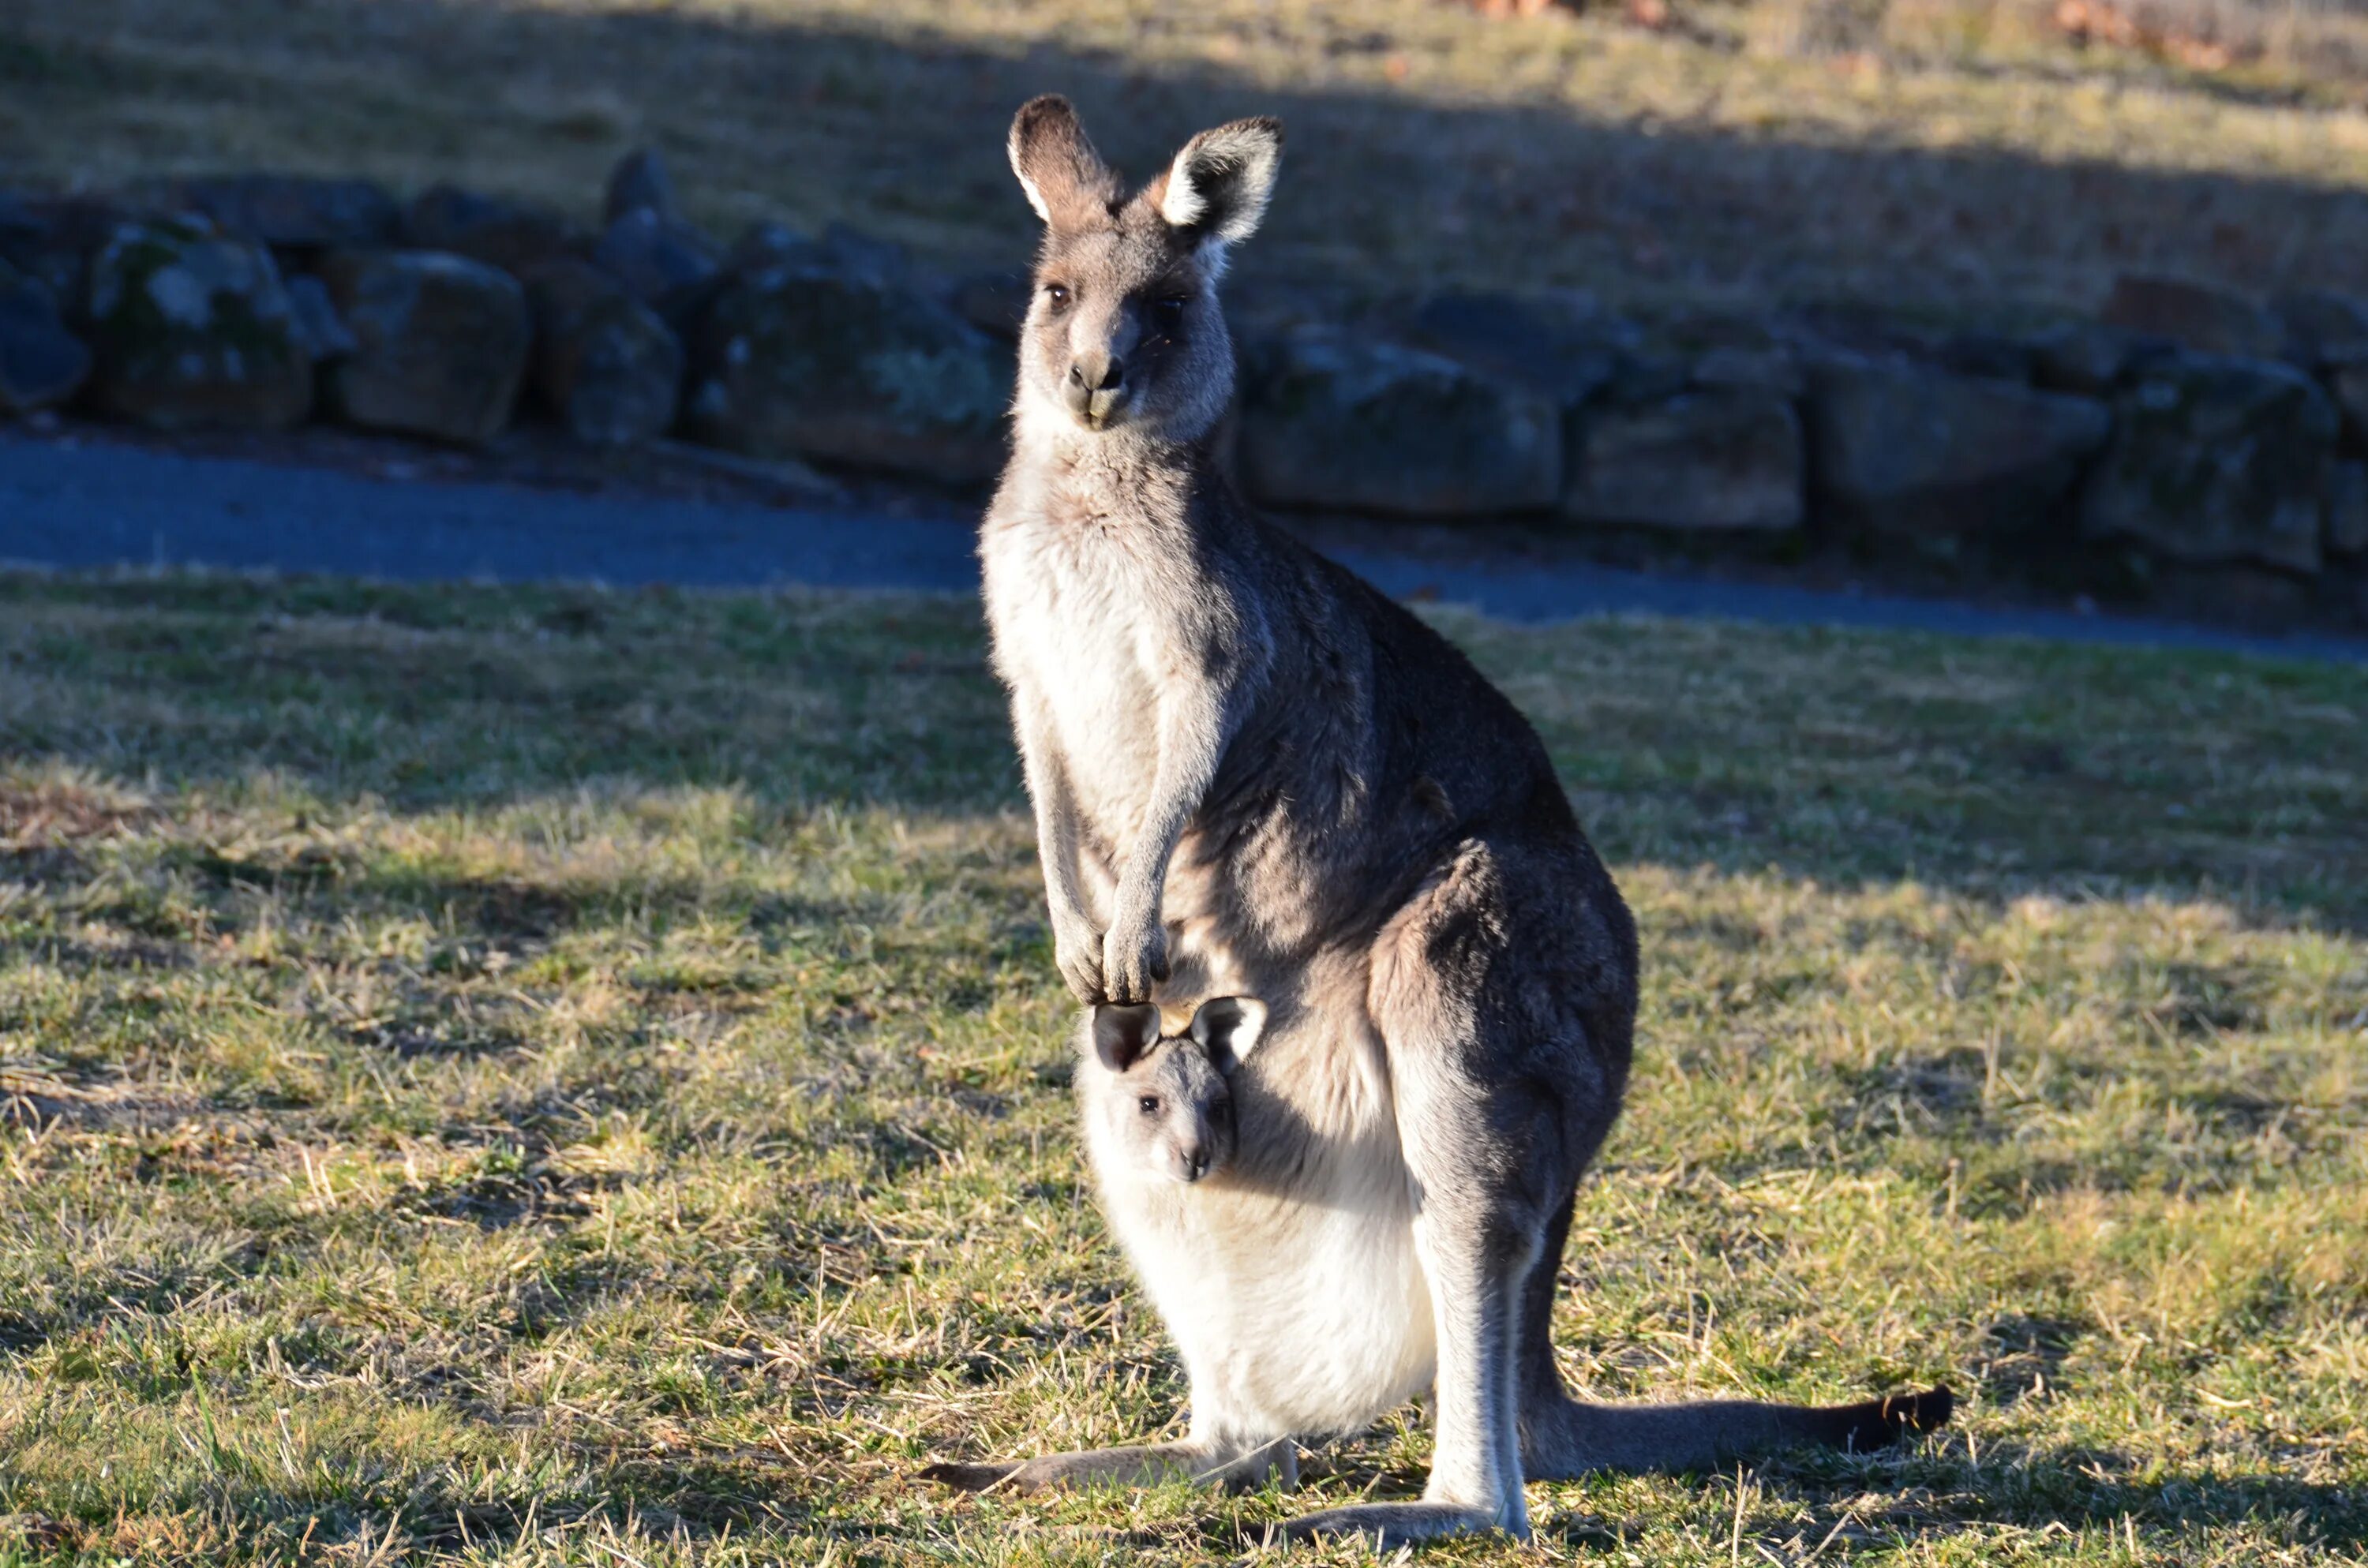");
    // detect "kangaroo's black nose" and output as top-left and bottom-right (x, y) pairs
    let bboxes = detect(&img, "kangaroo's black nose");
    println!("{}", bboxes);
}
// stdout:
(1068, 354), (1126, 391)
